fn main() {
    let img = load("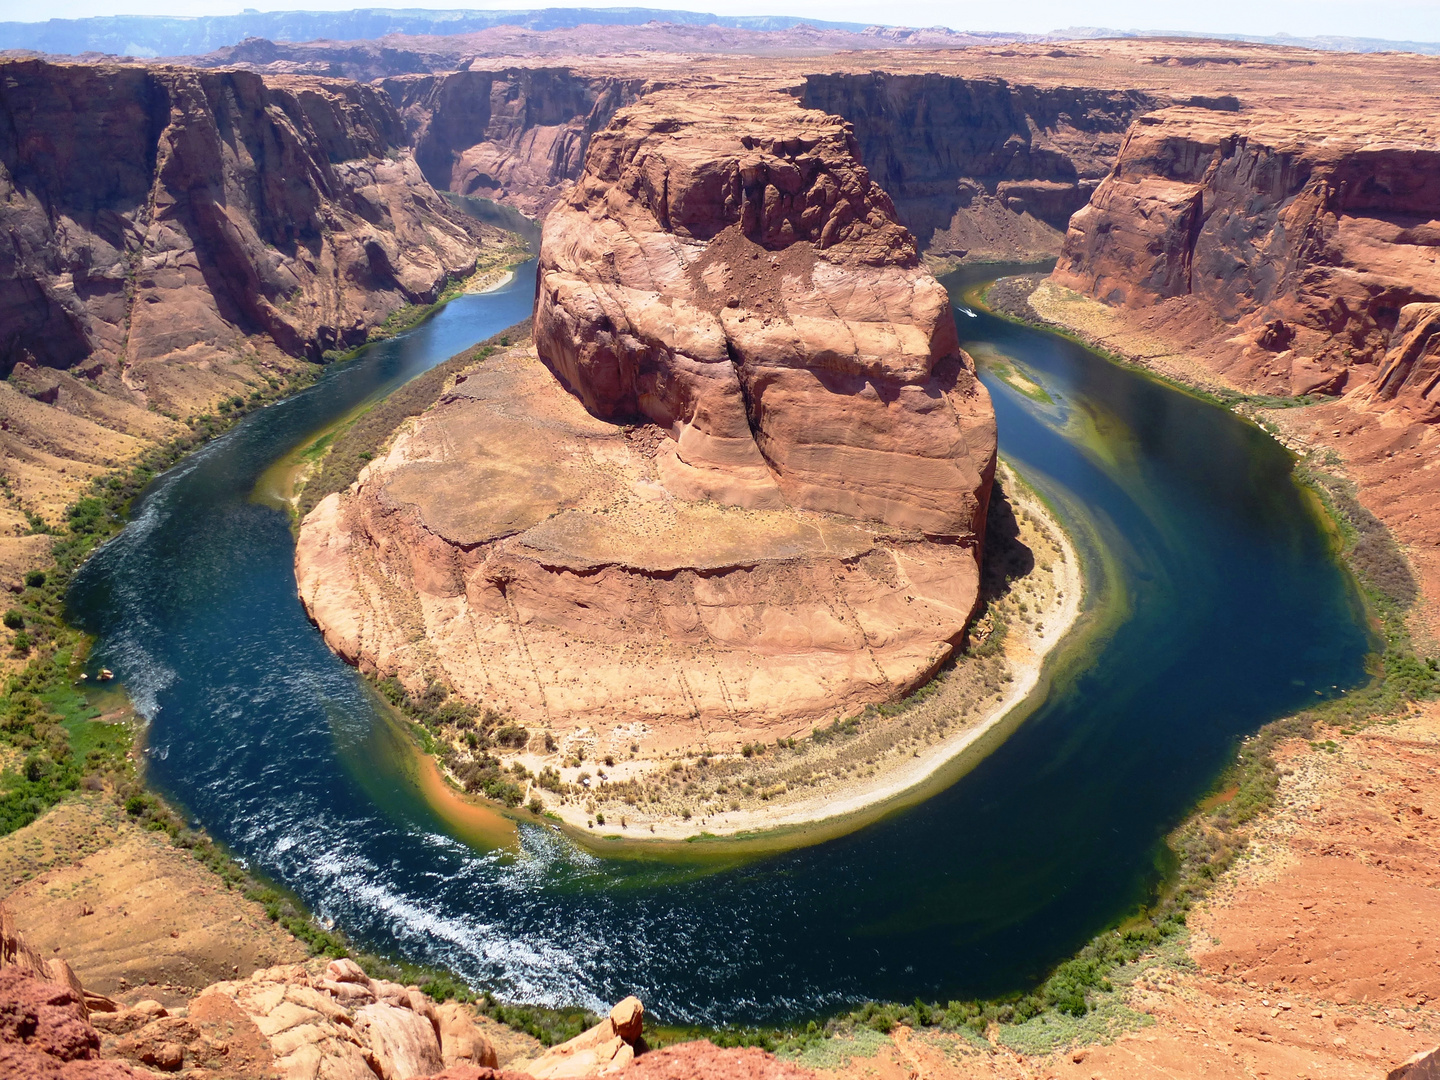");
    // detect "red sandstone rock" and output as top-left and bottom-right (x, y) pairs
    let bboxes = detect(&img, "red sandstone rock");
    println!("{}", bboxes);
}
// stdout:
(382, 68), (651, 217)
(0, 968), (143, 1080)
(1391, 1046), (1440, 1080)
(1054, 107), (1440, 401)
(297, 88), (996, 740)
(534, 89), (995, 538)
(0, 58), (497, 407)
(616, 1040), (817, 1079)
